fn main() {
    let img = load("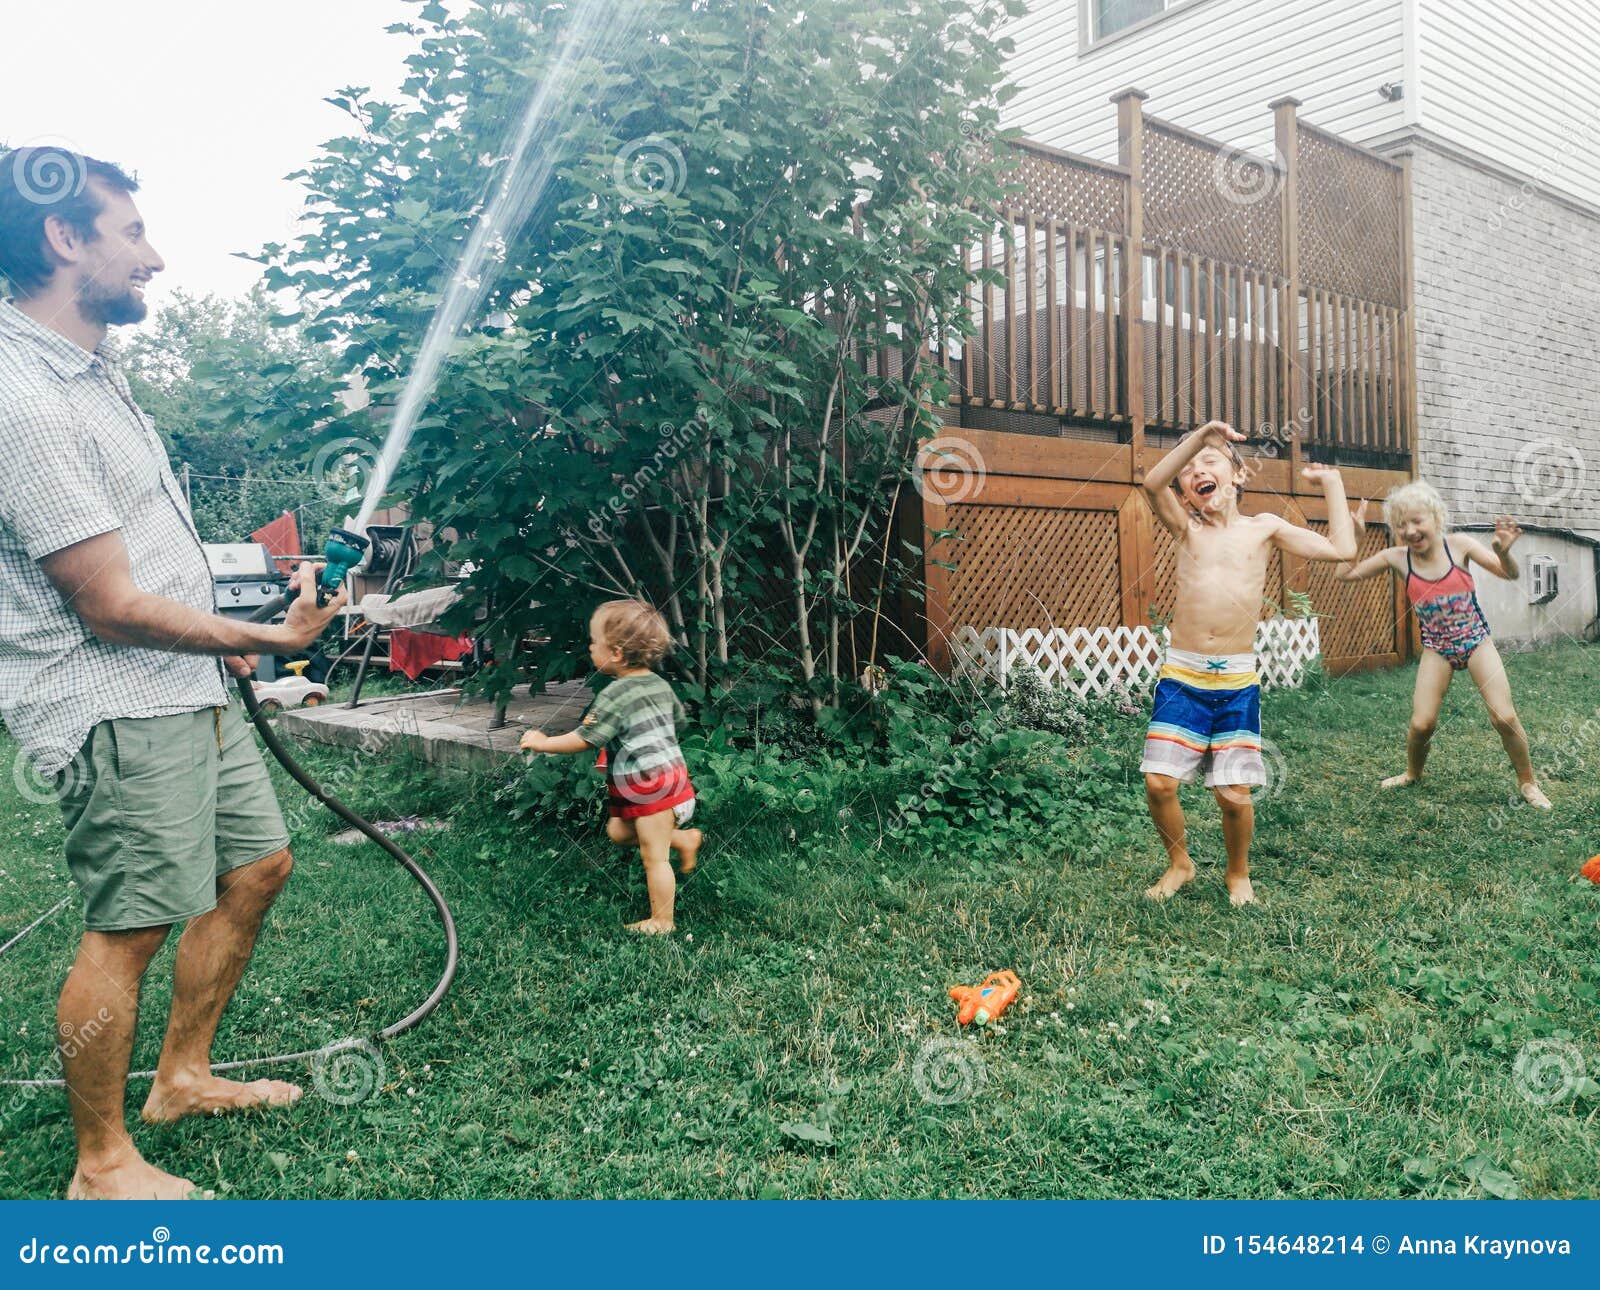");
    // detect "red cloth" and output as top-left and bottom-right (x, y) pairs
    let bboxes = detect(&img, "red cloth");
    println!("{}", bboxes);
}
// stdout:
(250, 511), (302, 575)
(388, 628), (472, 681)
